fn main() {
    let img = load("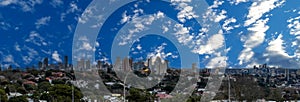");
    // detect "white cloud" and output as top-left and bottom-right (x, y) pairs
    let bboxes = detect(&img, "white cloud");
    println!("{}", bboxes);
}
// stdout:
(0, 0), (17, 6)
(82, 42), (93, 51)
(264, 34), (290, 58)
(0, 0), (43, 12)
(4, 55), (14, 62)
(50, 0), (63, 8)
(22, 46), (39, 64)
(238, 18), (269, 65)
(243, 18), (269, 48)
(19, 0), (43, 12)
(147, 43), (178, 62)
(206, 56), (227, 68)
(173, 24), (193, 45)
(288, 16), (300, 36)
(14, 43), (21, 51)
(52, 51), (62, 62)
(176, 5), (199, 23)
(229, 0), (248, 5)
(25, 31), (47, 46)
(193, 30), (225, 54)
(119, 11), (164, 45)
(238, 48), (254, 65)
(202, 1), (227, 23)
(162, 25), (169, 33)
(35, 16), (51, 29)
(120, 11), (131, 24)
(222, 17), (239, 32)
(244, 0), (285, 26)
(214, 10), (227, 22)
(136, 44), (142, 50)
